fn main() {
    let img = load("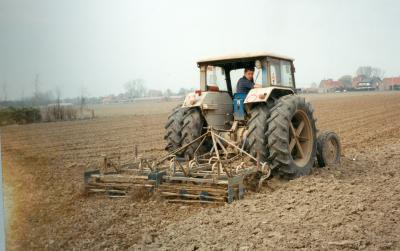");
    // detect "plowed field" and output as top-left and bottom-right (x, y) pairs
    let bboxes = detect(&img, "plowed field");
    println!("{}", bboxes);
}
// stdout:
(2, 92), (400, 250)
